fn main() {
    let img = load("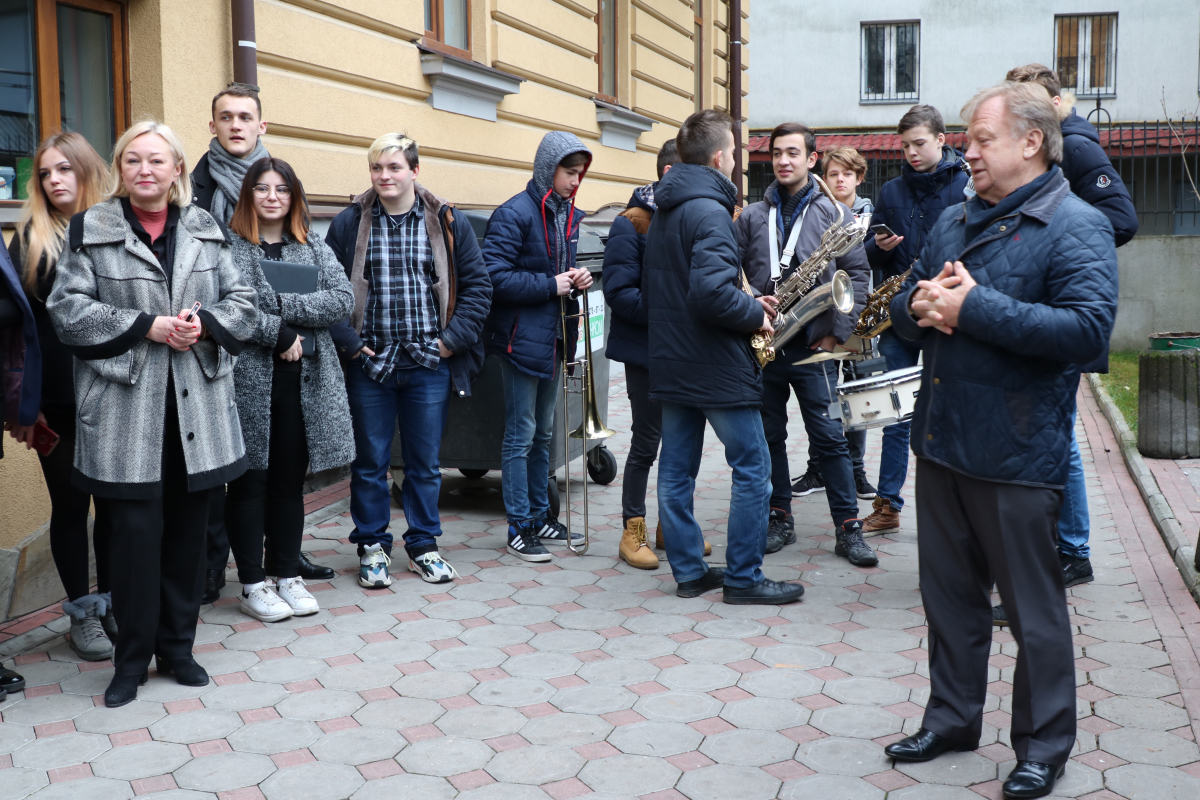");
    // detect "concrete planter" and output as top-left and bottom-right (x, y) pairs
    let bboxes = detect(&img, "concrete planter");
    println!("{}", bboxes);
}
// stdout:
(1137, 349), (1200, 459)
